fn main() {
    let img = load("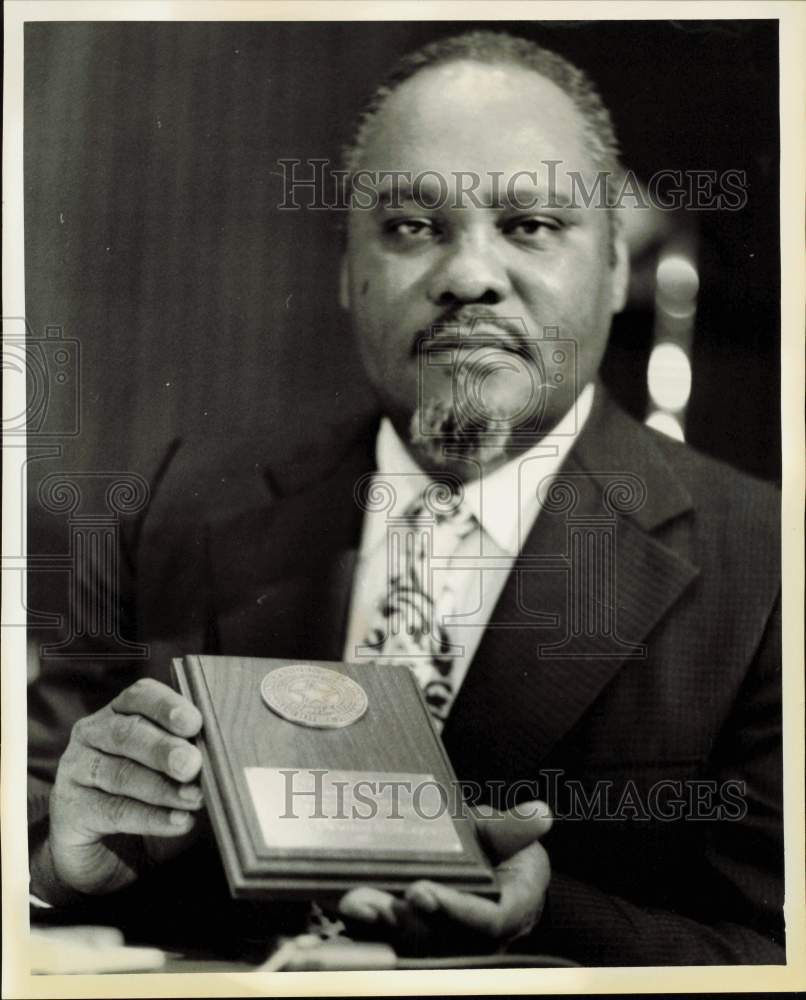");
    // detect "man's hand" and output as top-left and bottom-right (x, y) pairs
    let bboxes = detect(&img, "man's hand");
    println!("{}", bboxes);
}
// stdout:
(338, 800), (552, 951)
(42, 678), (204, 897)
